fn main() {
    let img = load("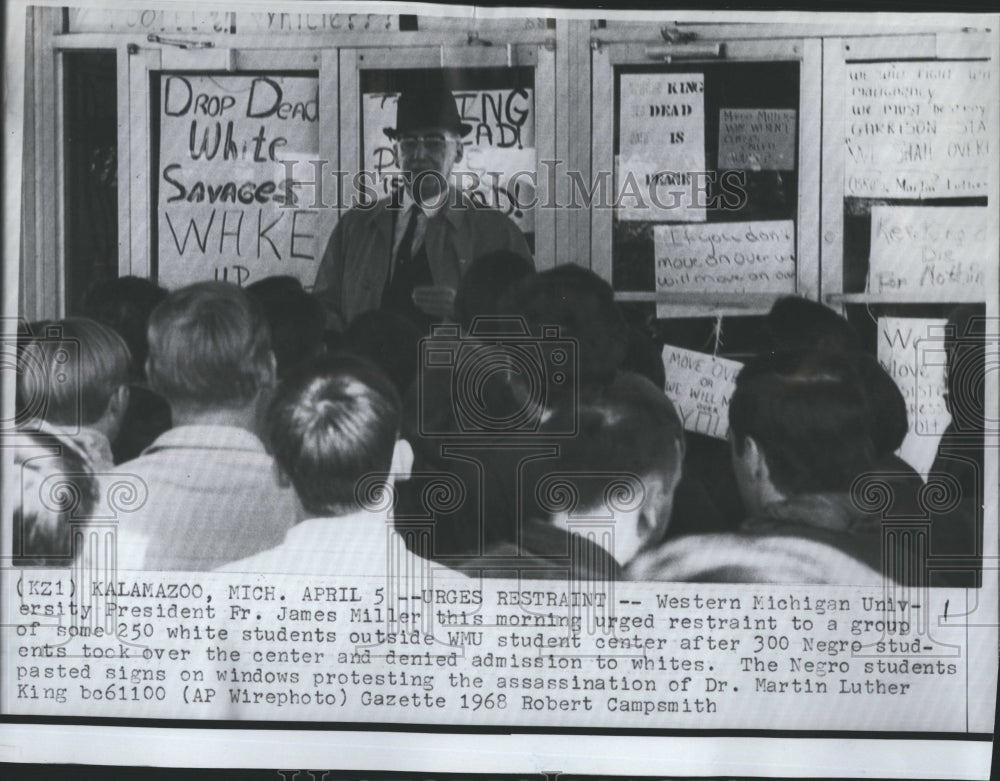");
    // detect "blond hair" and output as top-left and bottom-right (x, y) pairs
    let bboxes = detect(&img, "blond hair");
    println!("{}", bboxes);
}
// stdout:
(19, 318), (130, 427)
(146, 281), (273, 409)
